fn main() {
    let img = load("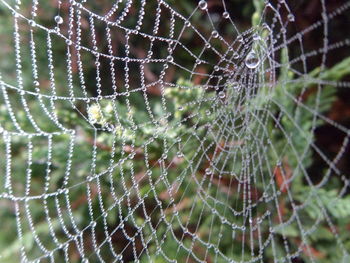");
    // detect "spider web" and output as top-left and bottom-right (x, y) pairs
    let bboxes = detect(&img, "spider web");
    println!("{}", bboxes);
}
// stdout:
(0, 0), (350, 262)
